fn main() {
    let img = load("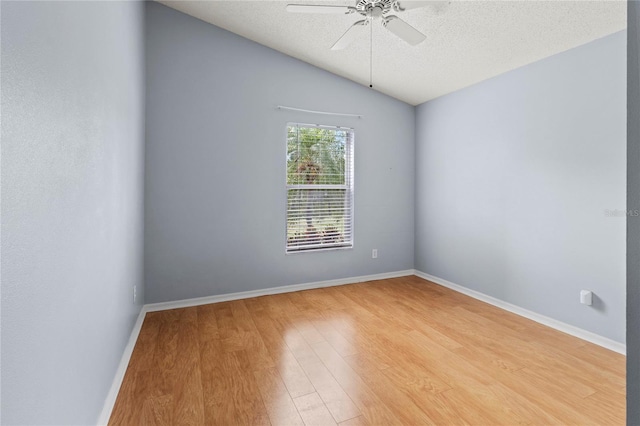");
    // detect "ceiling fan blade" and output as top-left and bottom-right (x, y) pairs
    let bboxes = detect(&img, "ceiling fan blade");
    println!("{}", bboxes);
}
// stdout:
(331, 20), (367, 50)
(383, 16), (426, 45)
(396, 1), (450, 13)
(286, 4), (353, 14)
